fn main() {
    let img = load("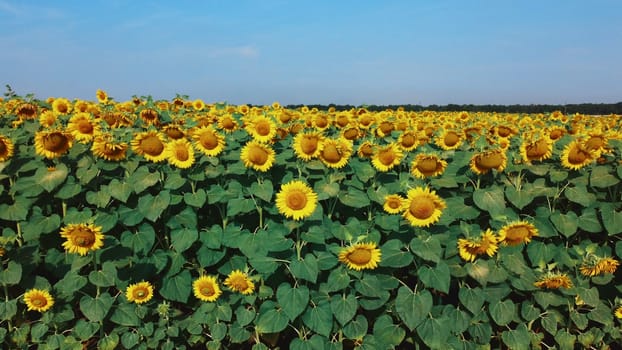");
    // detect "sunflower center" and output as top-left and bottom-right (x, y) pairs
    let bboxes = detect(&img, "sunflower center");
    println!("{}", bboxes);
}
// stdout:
(201, 285), (215, 297)
(229, 276), (249, 291)
(387, 198), (401, 209)
(134, 289), (146, 299)
(32, 297), (46, 307)
(278, 112), (292, 123)
(300, 136), (319, 154)
(343, 128), (359, 140)
(0, 141), (6, 154)
(347, 248), (372, 265)
(221, 117), (236, 129)
(379, 121), (394, 135)
(315, 116), (329, 128)
(549, 129), (563, 140)
(321, 144), (341, 163)
(199, 131), (219, 149)
(175, 145), (189, 161)
(166, 127), (184, 139)
(44, 132), (70, 152)
(359, 144), (373, 157)
(255, 120), (272, 136)
(497, 126), (511, 137)
(567, 145), (589, 164)
(140, 136), (164, 156)
(401, 133), (416, 147)
(77, 120), (93, 134)
(17, 104), (37, 118)
(377, 149), (396, 165)
(443, 131), (460, 146)
(248, 146), (269, 165)
(141, 109), (158, 121)
(584, 136), (604, 151)
(336, 115), (349, 127)
(409, 197), (435, 219)
(71, 228), (96, 248)
(56, 103), (69, 114)
(526, 139), (549, 158)
(104, 143), (126, 157)
(286, 190), (308, 210)
(417, 157), (439, 174)
(359, 115), (373, 127)
(476, 151), (504, 169)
